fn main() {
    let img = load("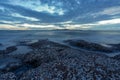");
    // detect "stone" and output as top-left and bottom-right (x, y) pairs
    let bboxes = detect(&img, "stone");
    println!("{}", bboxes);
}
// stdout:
(0, 72), (17, 80)
(65, 40), (113, 53)
(0, 57), (22, 72)
(5, 46), (17, 53)
(0, 43), (2, 46)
